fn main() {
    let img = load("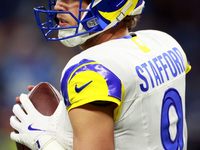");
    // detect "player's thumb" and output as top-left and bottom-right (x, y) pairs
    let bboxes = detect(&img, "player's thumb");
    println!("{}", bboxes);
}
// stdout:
(53, 100), (66, 116)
